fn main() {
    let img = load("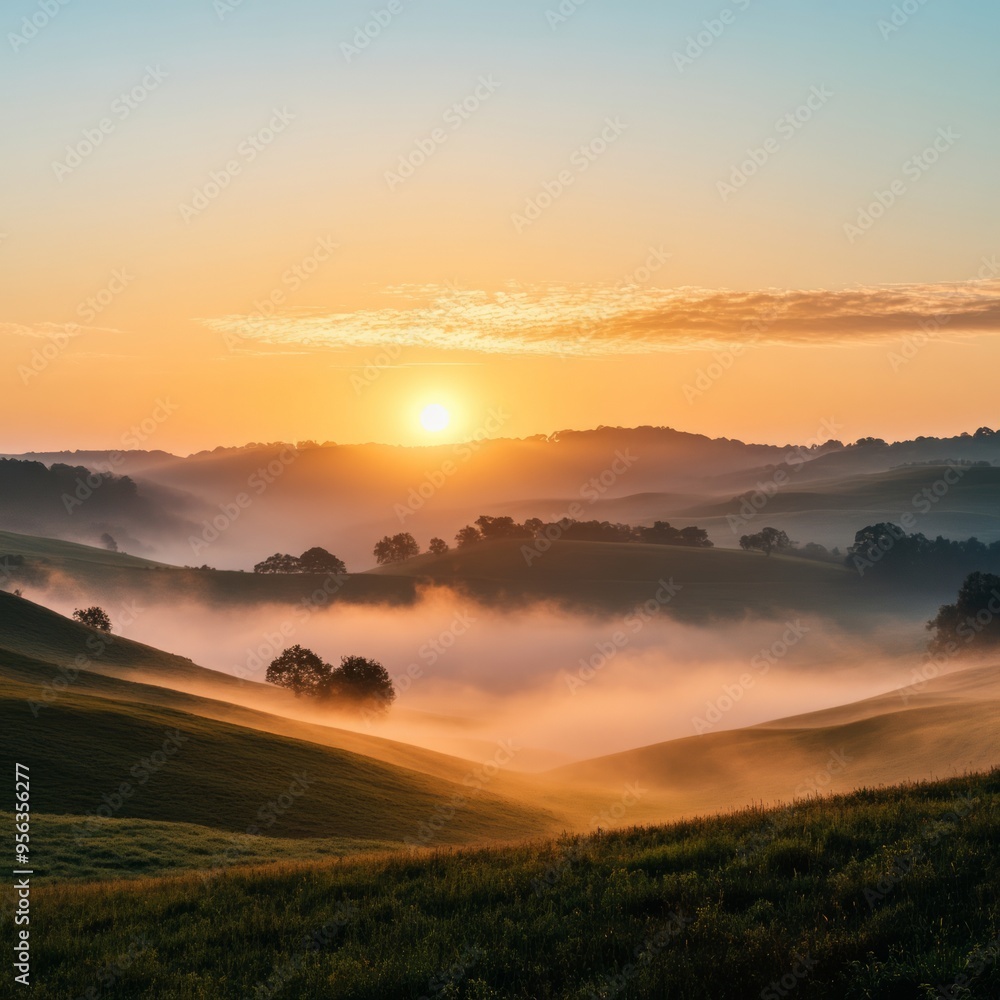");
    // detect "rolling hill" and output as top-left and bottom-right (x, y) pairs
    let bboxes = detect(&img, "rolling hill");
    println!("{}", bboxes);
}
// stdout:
(552, 658), (1000, 823)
